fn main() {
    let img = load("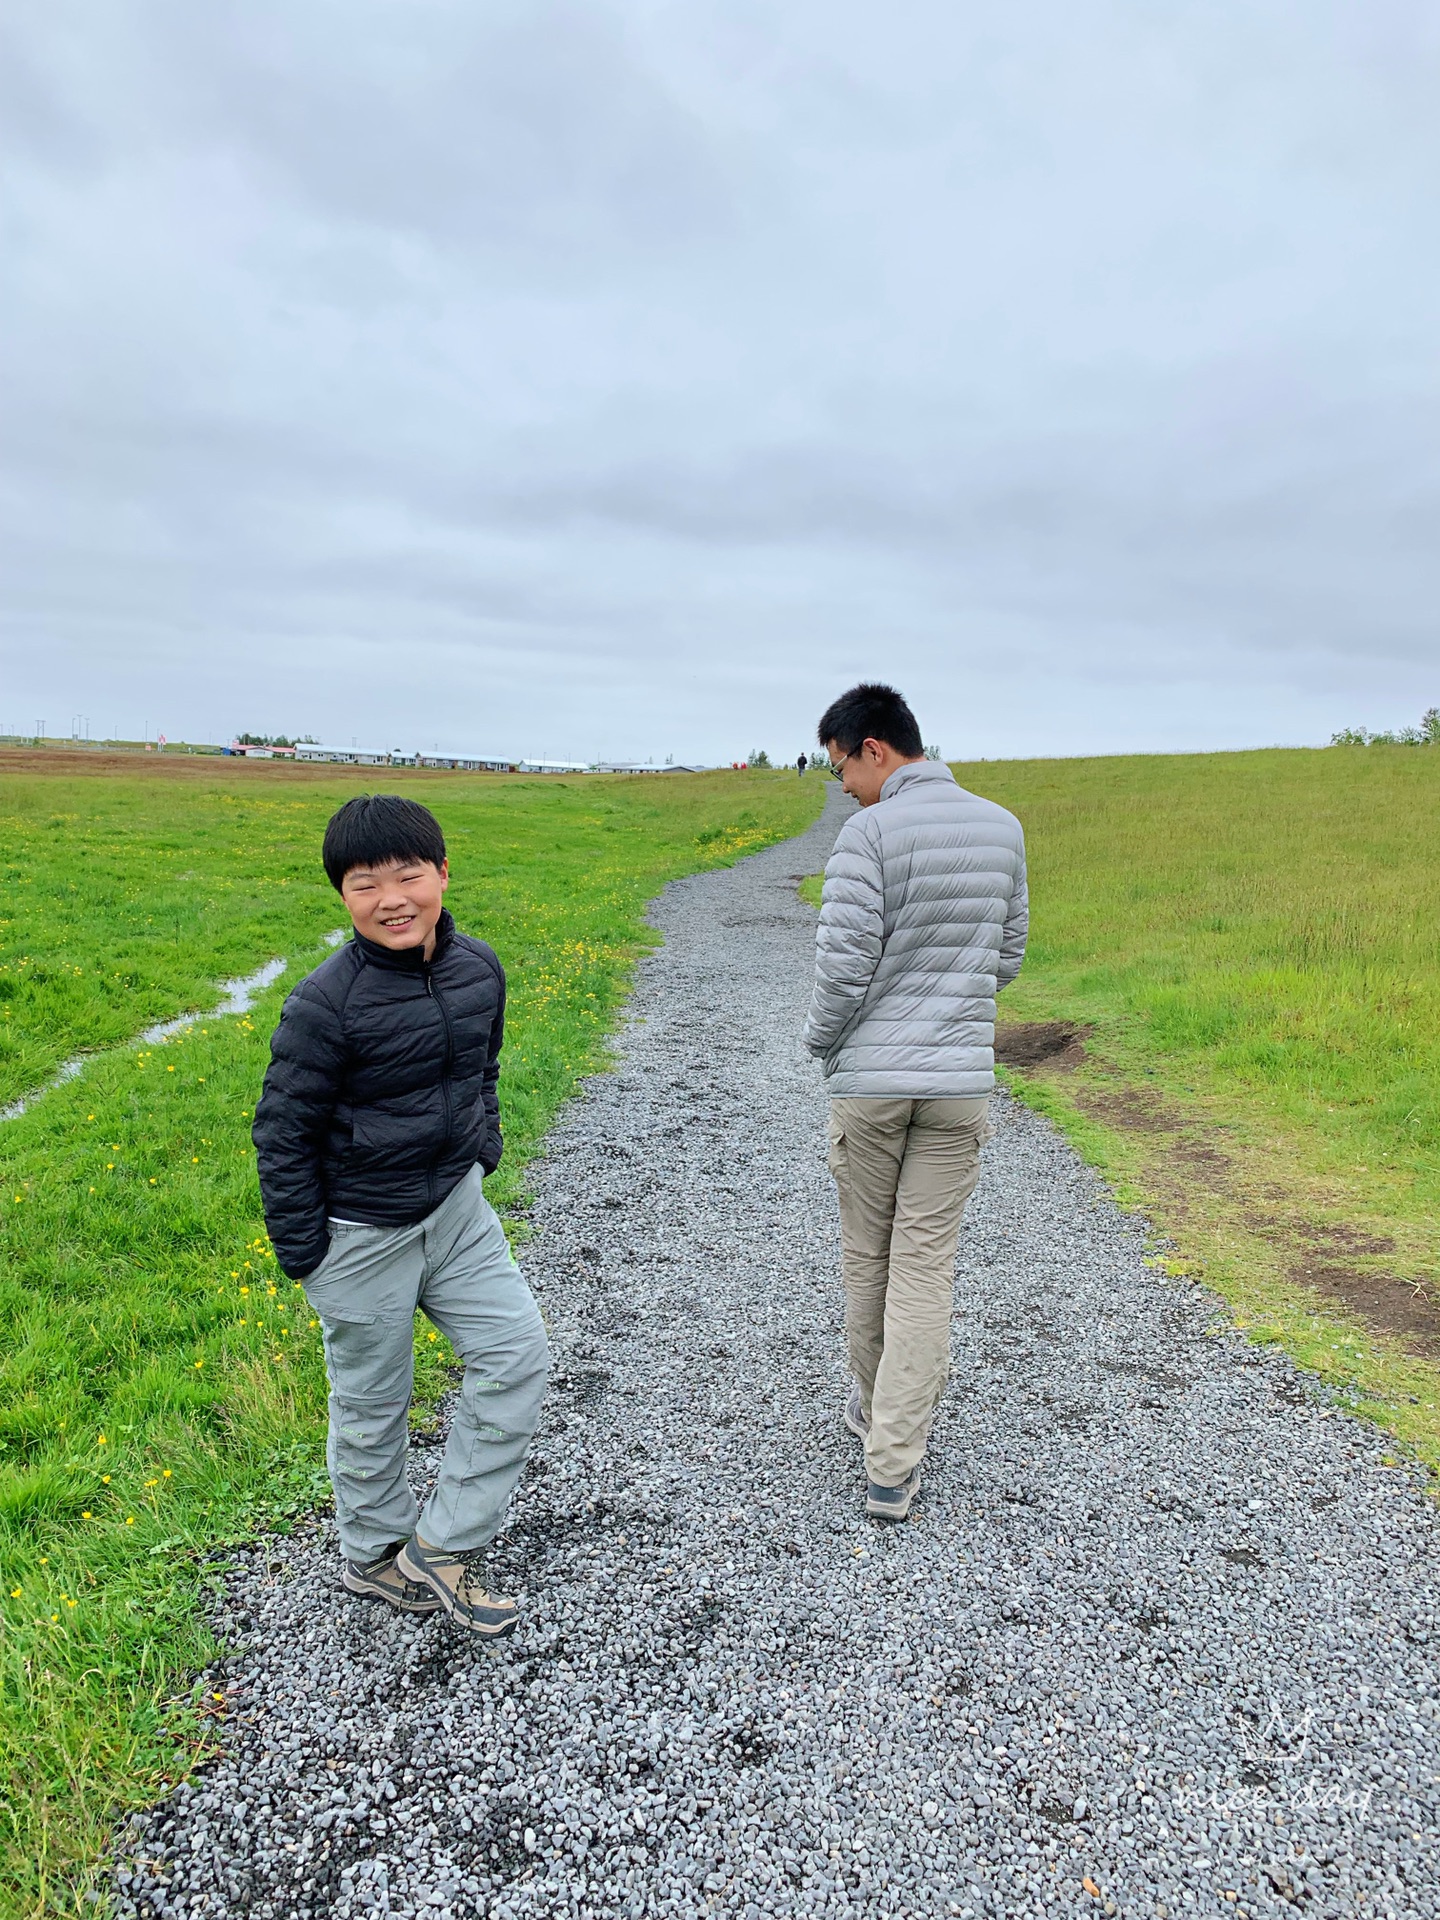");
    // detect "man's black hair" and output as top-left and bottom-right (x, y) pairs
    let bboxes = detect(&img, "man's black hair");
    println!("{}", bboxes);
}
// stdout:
(322, 794), (447, 892)
(816, 682), (923, 758)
